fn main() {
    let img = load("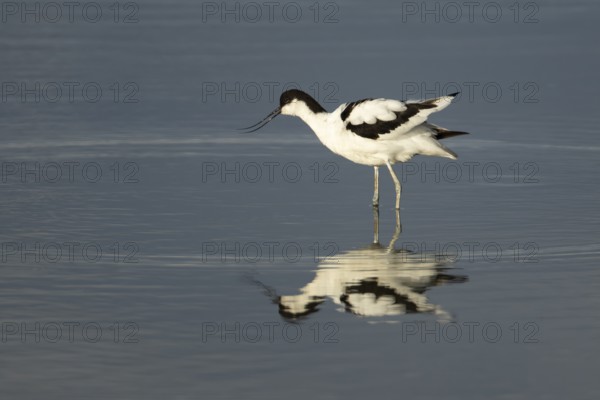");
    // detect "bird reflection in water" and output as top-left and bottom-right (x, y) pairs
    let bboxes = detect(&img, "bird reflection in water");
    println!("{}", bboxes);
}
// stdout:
(254, 209), (467, 320)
